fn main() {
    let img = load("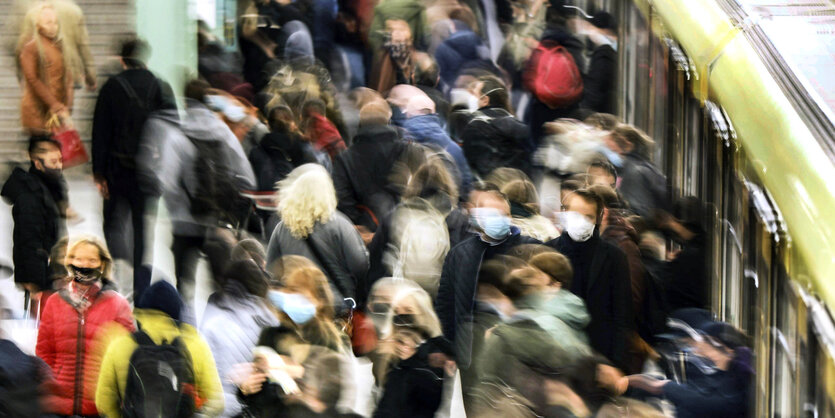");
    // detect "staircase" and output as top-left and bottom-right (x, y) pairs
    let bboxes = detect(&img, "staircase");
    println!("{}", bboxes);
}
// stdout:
(0, 0), (135, 174)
